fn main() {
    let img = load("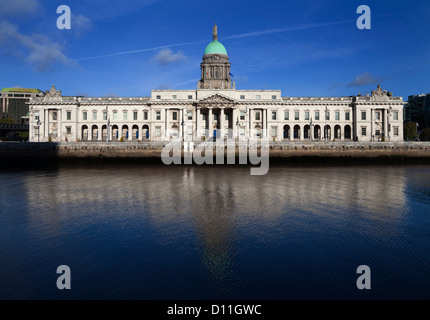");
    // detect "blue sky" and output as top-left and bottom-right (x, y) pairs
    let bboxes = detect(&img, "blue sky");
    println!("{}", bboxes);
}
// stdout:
(0, 0), (429, 100)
